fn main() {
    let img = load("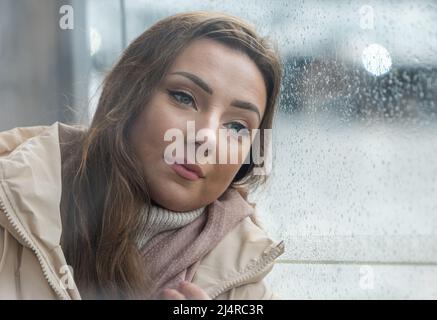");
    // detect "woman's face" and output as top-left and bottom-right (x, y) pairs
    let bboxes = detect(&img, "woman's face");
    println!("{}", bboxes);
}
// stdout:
(129, 38), (267, 211)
